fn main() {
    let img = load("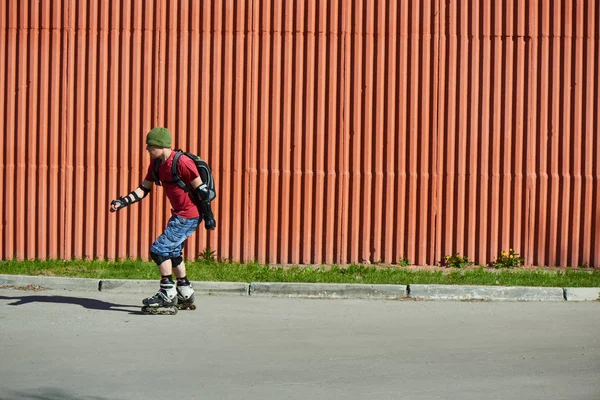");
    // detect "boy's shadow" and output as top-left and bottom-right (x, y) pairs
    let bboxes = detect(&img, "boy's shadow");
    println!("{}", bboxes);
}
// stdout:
(0, 295), (145, 315)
